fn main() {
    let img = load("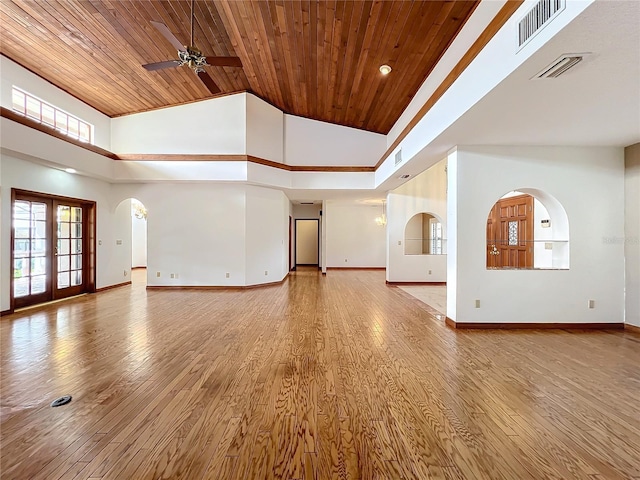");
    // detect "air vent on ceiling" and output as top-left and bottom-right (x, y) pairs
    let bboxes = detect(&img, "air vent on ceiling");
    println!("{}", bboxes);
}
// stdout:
(518, 0), (565, 49)
(394, 149), (402, 166)
(399, 174), (411, 179)
(534, 54), (586, 78)
(300, 202), (314, 205)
